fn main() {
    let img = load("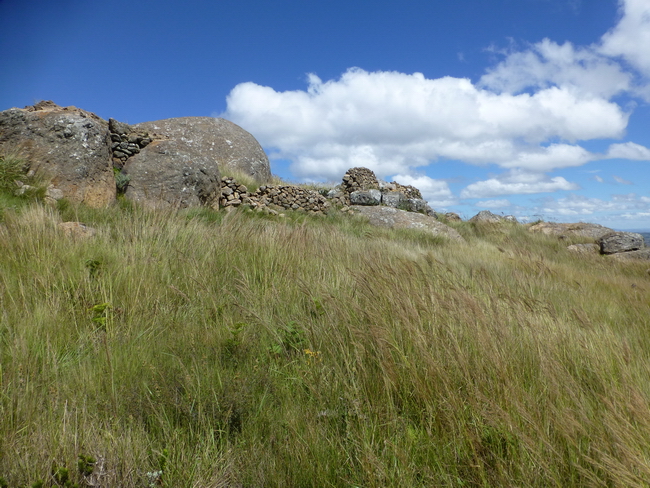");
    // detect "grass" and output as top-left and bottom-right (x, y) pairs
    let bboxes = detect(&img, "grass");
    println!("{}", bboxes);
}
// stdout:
(0, 181), (650, 486)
